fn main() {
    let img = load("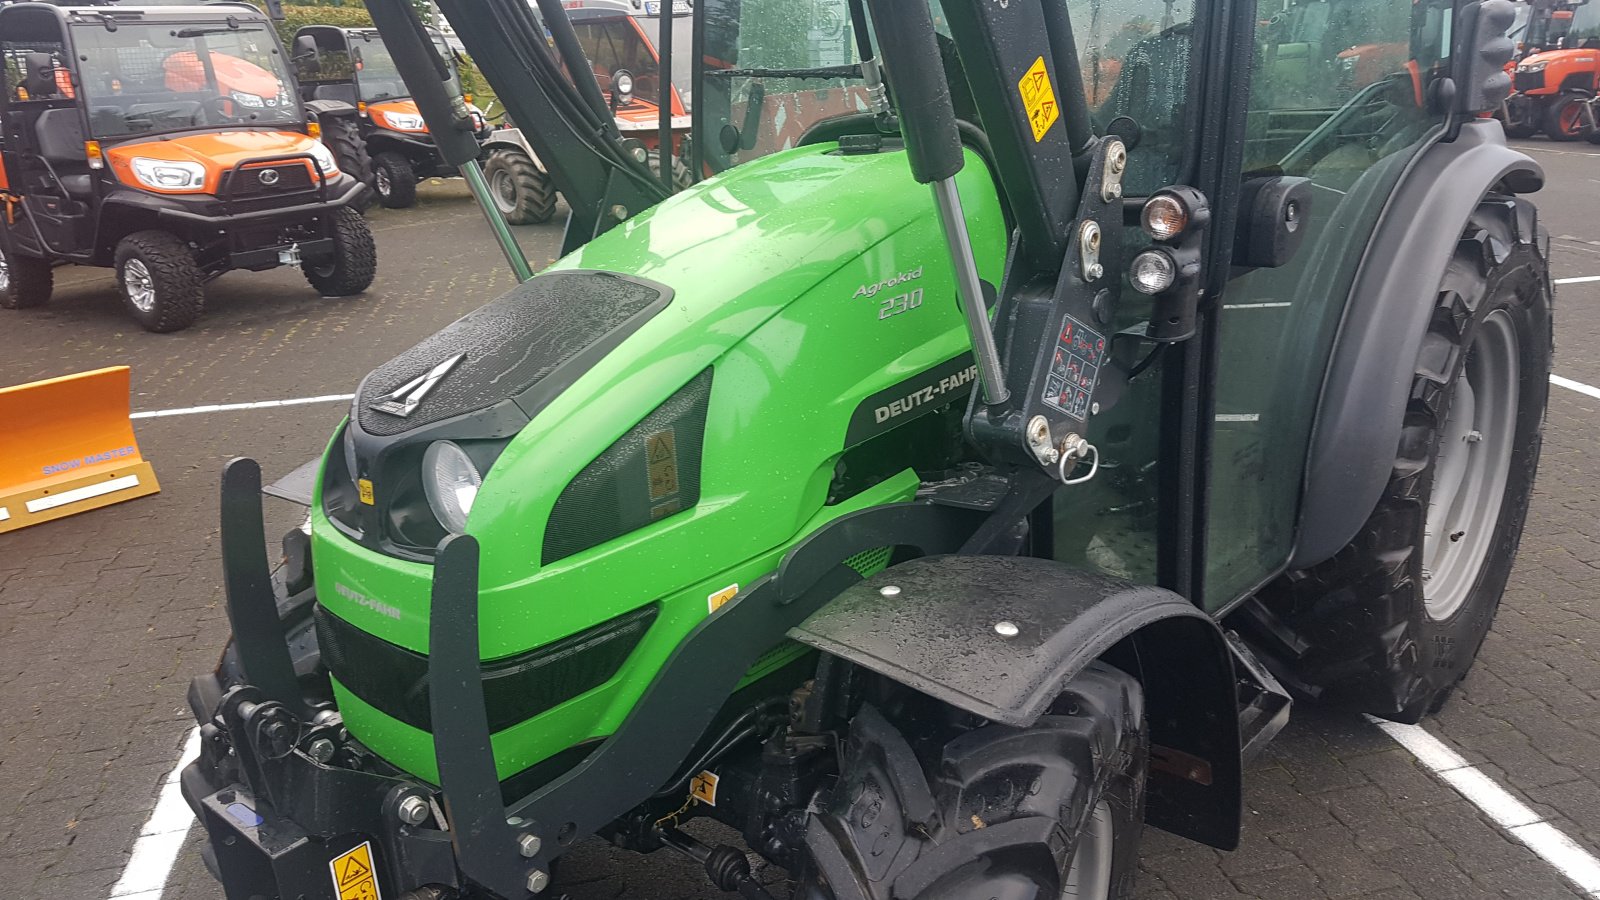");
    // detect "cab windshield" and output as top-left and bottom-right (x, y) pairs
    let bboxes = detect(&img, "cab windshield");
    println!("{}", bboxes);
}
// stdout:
(351, 32), (459, 102)
(71, 23), (299, 139)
